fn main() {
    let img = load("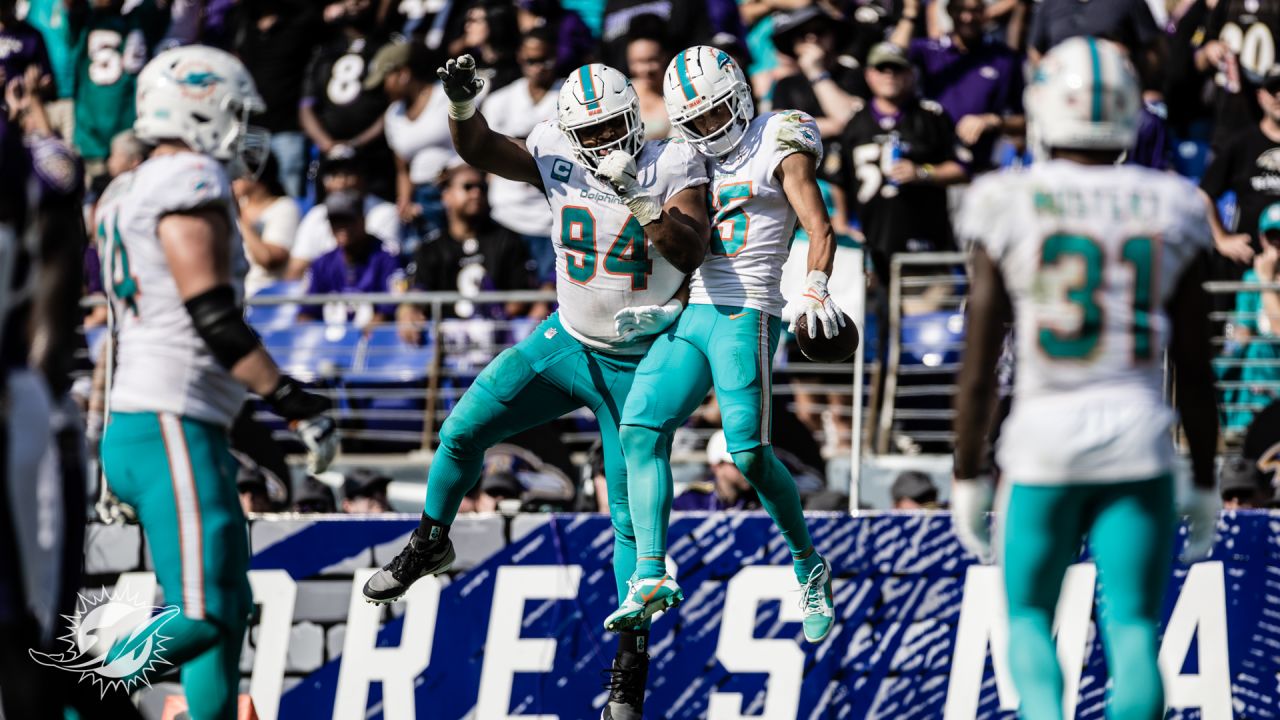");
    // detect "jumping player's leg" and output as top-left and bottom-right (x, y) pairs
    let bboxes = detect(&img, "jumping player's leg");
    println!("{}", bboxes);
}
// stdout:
(1001, 483), (1087, 720)
(102, 412), (253, 720)
(1086, 475), (1176, 720)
